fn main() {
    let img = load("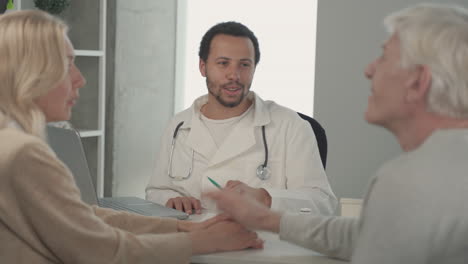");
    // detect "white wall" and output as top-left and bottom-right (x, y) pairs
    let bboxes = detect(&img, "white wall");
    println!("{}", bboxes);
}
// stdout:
(175, 0), (318, 116)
